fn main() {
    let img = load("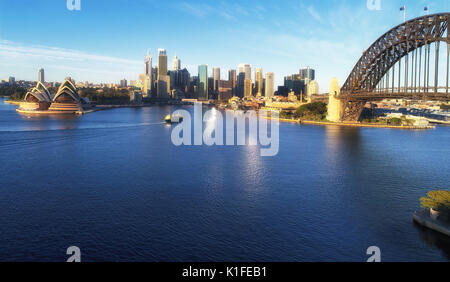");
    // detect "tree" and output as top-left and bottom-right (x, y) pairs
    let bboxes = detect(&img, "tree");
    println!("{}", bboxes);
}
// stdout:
(294, 102), (327, 121)
(420, 190), (450, 222)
